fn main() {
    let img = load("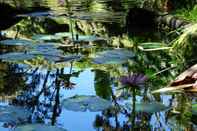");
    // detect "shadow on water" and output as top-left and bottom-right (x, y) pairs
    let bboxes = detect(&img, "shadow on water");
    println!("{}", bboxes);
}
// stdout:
(0, 0), (197, 131)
